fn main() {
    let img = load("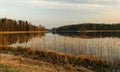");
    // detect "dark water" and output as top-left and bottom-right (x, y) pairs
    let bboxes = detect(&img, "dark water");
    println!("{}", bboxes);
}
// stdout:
(0, 32), (120, 71)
